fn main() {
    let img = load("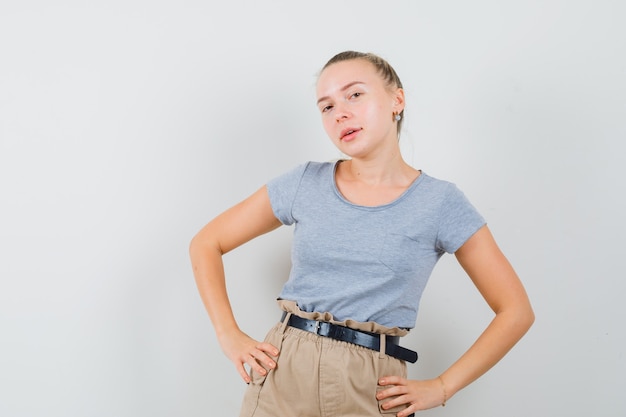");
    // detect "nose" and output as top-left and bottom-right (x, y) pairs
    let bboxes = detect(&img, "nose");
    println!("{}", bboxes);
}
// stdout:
(334, 104), (350, 123)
